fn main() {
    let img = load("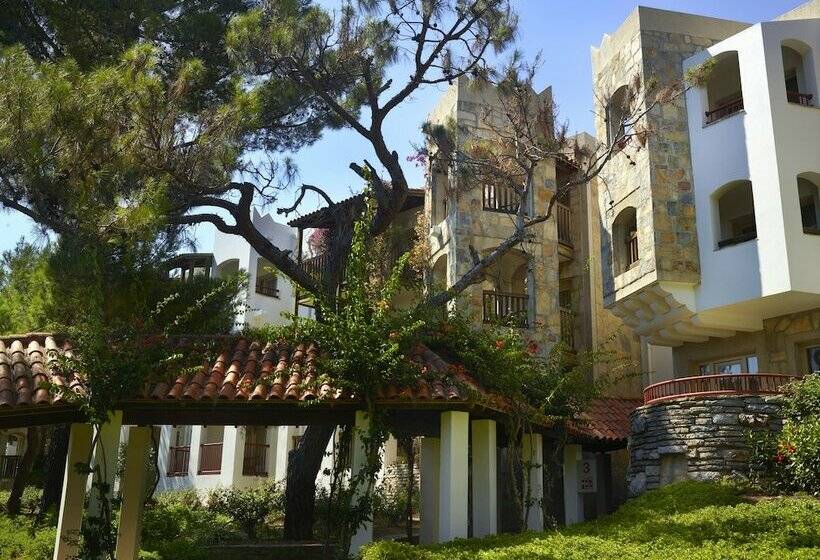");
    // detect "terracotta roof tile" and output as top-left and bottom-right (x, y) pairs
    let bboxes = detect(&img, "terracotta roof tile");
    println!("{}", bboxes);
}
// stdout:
(568, 397), (642, 444)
